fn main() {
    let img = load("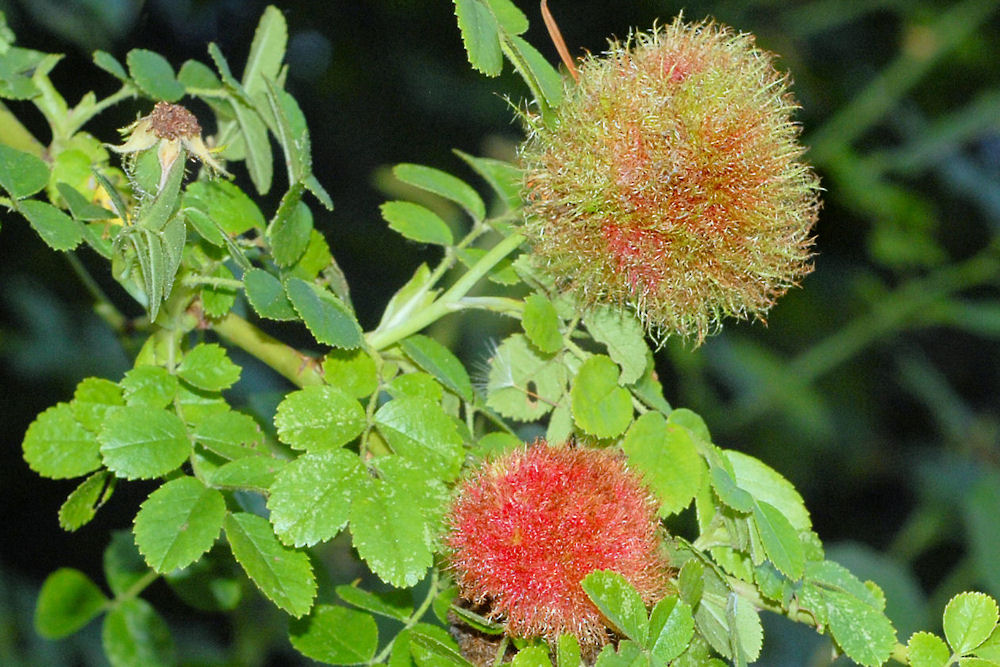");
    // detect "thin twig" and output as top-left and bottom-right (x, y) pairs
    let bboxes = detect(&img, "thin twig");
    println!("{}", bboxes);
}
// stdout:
(541, 0), (578, 82)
